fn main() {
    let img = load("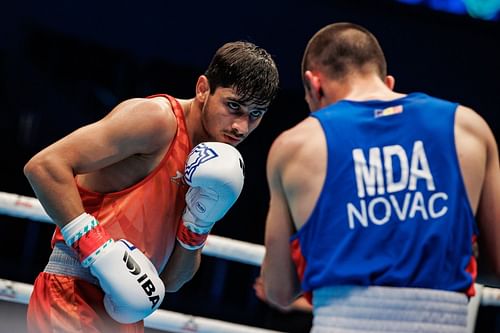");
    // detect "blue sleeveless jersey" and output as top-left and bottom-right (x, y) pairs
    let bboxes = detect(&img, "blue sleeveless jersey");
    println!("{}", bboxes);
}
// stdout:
(291, 93), (478, 297)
